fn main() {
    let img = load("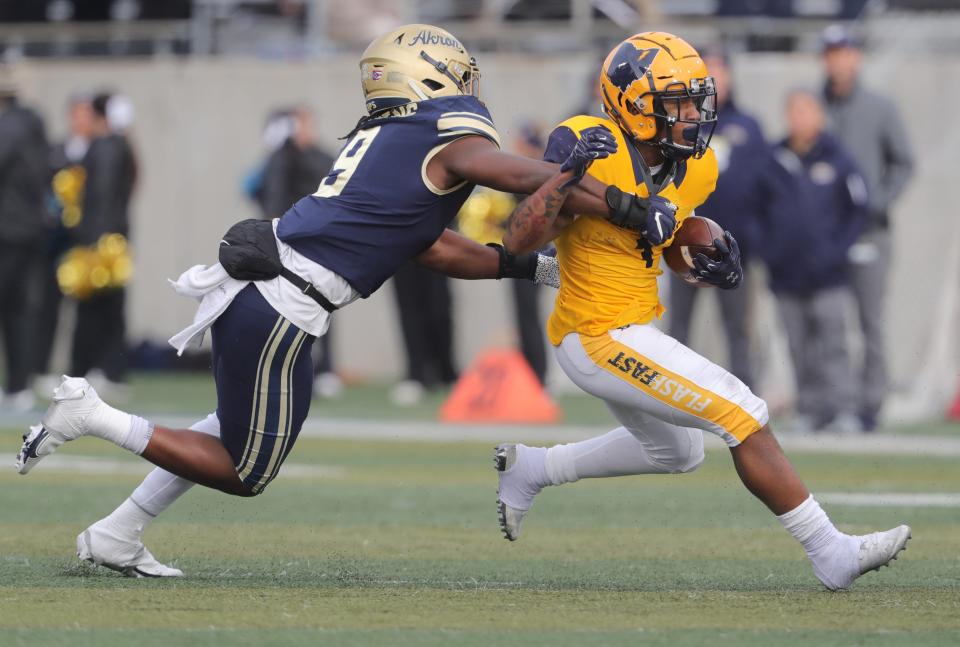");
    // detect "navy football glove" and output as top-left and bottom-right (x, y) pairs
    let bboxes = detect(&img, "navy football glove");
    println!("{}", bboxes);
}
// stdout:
(693, 231), (742, 290)
(559, 126), (617, 188)
(604, 187), (678, 245)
